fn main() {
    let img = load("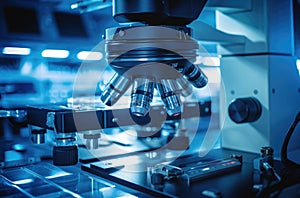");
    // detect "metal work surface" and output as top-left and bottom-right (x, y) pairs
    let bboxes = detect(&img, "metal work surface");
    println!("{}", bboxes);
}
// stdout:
(82, 148), (257, 198)
(0, 146), (258, 198)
